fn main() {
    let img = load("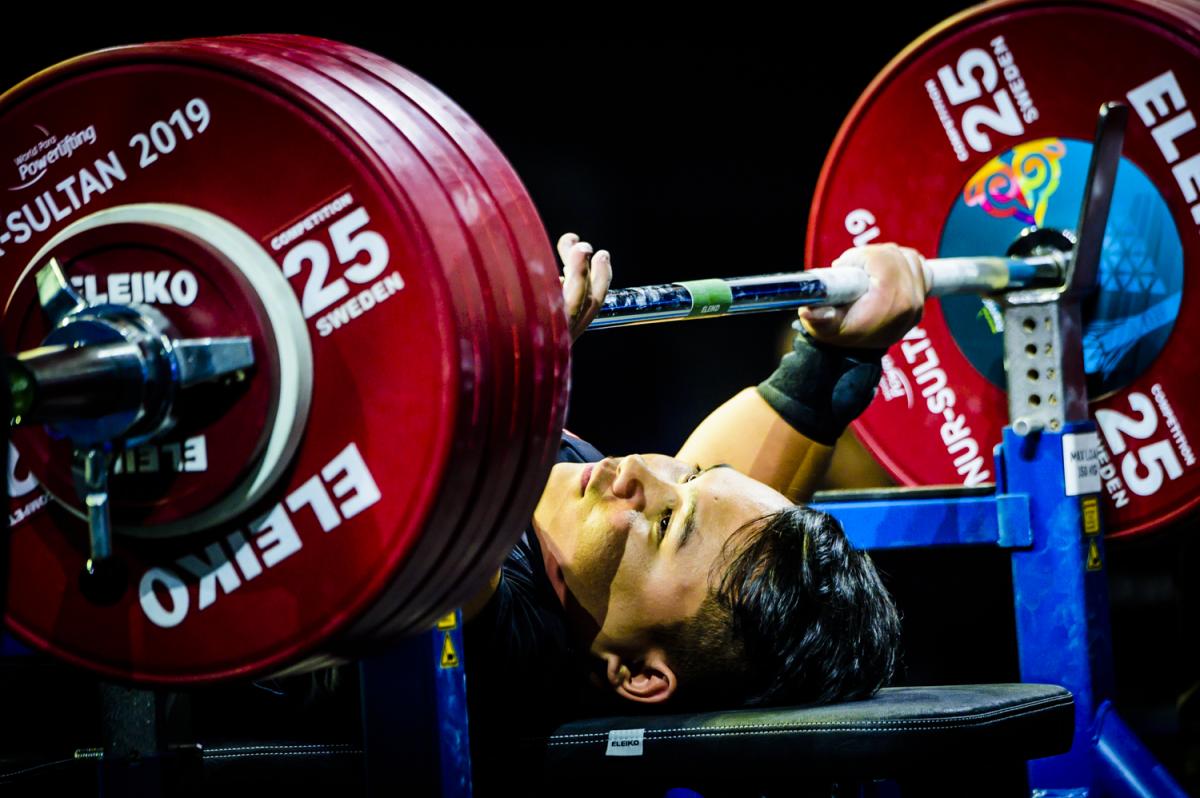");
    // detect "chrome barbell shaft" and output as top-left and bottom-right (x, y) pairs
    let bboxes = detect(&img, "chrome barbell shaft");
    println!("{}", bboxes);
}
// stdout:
(587, 253), (1066, 330)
